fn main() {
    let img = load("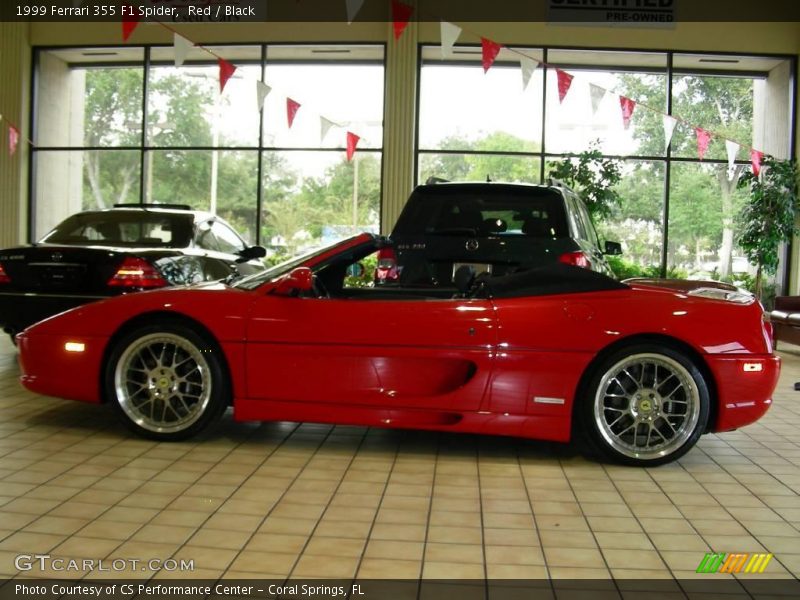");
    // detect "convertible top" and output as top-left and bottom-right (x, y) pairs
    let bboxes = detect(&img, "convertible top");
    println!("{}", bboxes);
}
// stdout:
(481, 263), (629, 299)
